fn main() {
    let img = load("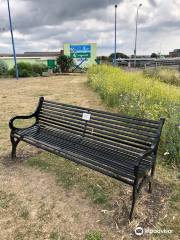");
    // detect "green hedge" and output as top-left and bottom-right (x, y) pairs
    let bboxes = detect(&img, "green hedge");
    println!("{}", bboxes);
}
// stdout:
(88, 65), (180, 167)
(8, 62), (48, 78)
(0, 60), (8, 76)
